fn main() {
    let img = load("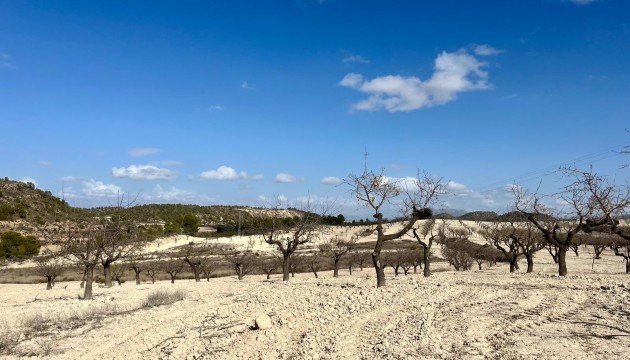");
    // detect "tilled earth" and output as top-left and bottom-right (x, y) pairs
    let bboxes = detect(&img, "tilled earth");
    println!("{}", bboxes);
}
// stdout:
(1, 255), (630, 360)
